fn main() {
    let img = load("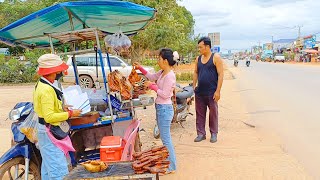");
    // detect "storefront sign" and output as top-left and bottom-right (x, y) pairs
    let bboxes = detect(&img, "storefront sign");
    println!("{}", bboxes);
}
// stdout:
(304, 35), (316, 49)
